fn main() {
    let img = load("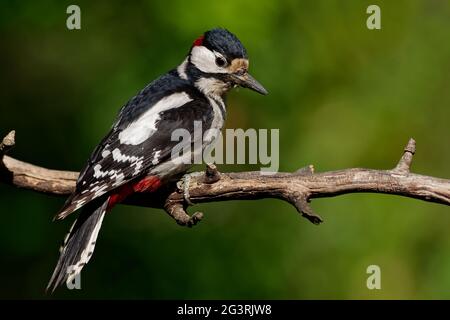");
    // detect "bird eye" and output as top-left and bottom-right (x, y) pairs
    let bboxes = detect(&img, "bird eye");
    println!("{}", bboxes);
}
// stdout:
(215, 56), (227, 67)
